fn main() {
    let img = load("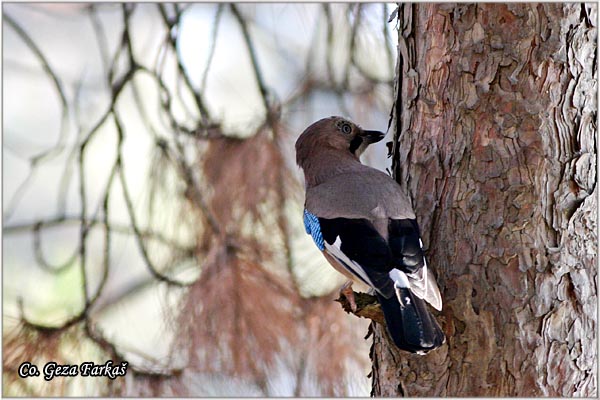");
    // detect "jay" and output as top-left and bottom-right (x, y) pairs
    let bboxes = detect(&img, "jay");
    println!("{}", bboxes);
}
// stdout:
(295, 116), (445, 354)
